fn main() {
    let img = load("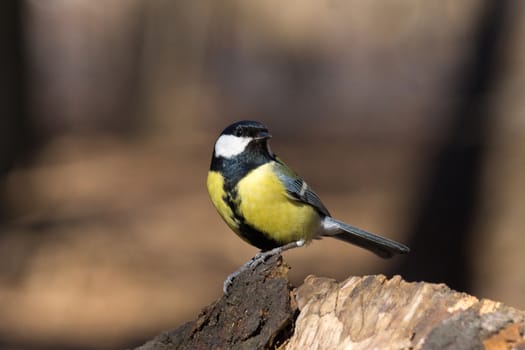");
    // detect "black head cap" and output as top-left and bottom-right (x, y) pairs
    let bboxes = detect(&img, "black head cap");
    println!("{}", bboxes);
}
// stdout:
(221, 120), (271, 139)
